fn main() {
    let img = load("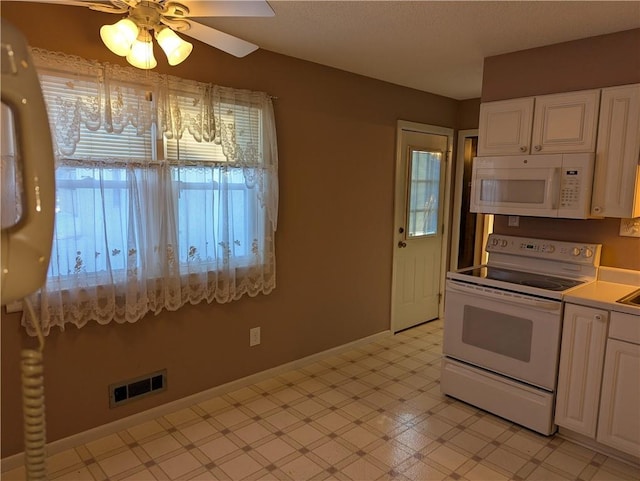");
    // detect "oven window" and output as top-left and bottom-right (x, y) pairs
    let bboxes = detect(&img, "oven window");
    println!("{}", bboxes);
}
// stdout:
(462, 306), (533, 362)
